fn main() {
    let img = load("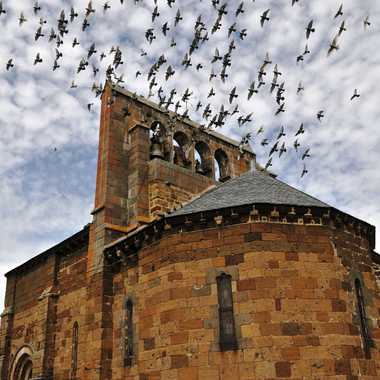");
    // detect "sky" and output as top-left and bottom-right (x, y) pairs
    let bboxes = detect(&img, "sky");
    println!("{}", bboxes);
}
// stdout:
(0, 0), (379, 308)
